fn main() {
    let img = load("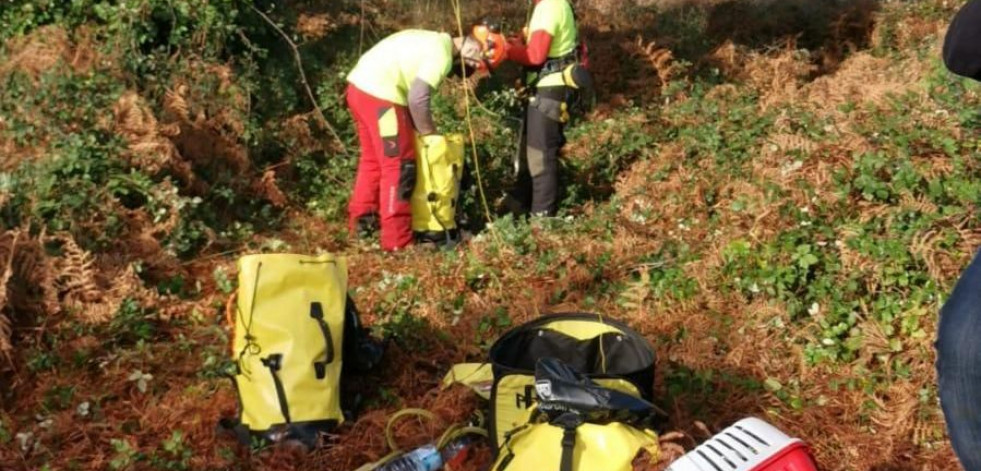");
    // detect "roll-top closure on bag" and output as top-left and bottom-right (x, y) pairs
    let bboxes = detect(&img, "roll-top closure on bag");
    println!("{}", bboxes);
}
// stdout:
(485, 313), (657, 448)
(489, 313), (655, 382)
